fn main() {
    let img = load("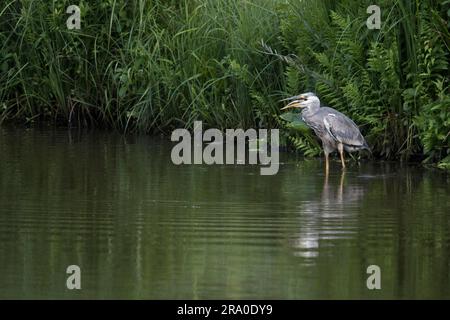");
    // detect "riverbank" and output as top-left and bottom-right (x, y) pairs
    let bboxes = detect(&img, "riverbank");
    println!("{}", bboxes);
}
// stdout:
(1, 0), (448, 165)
